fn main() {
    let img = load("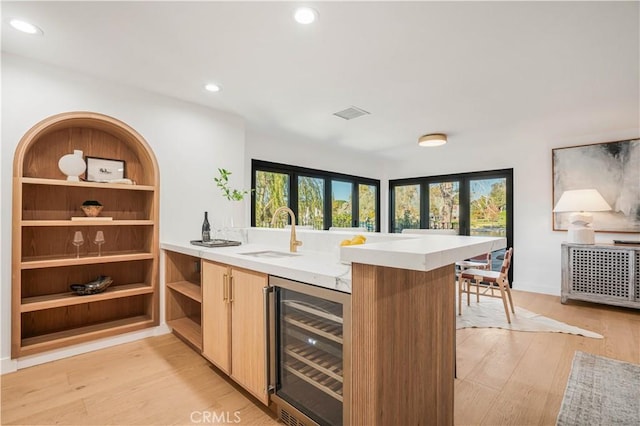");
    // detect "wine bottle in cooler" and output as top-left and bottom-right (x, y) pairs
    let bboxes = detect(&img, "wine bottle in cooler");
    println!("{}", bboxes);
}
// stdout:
(202, 211), (211, 242)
